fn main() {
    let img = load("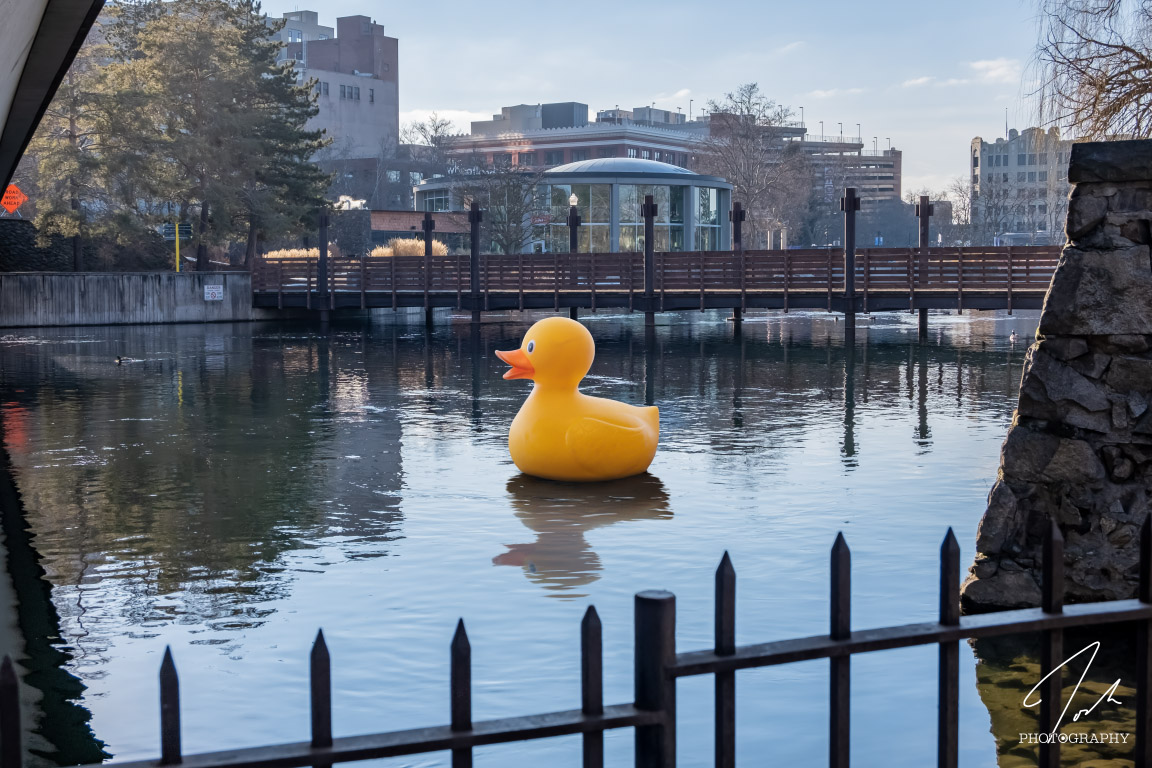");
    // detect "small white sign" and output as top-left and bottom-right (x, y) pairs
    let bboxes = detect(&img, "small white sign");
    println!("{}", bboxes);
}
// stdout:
(204, 284), (224, 301)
